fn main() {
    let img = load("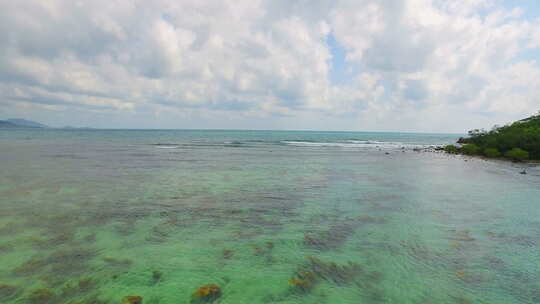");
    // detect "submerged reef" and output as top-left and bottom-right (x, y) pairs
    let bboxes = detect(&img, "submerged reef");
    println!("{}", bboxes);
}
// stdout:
(304, 214), (387, 251)
(60, 277), (99, 299)
(114, 221), (137, 236)
(122, 295), (143, 304)
(13, 257), (48, 276)
(191, 284), (222, 303)
(151, 270), (163, 285)
(287, 256), (363, 295)
(83, 233), (97, 243)
(30, 230), (76, 249)
(83, 207), (150, 228)
(13, 246), (100, 288)
(450, 230), (475, 242)
(0, 222), (22, 236)
(222, 249), (234, 259)
(252, 241), (276, 263)
(0, 242), (13, 253)
(288, 271), (317, 294)
(102, 257), (133, 268)
(454, 269), (486, 285)
(272, 256), (367, 302)
(303, 256), (362, 285)
(70, 294), (111, 304)
(146, 224), (171, 243)
(25, 286), (110, 304)
(27, 288), (56, 304)
(0, 283), (21, 301)
(252, 241), (275, 255)
(48, 247), (101, 277)
(304, 218), (363, 250)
